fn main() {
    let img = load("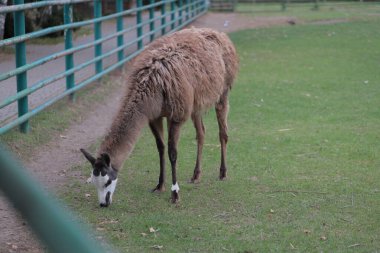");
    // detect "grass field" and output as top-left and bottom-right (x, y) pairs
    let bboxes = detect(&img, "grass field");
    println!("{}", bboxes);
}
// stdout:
(59, 16), (380, 252)
(236, 2), (380, 21)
